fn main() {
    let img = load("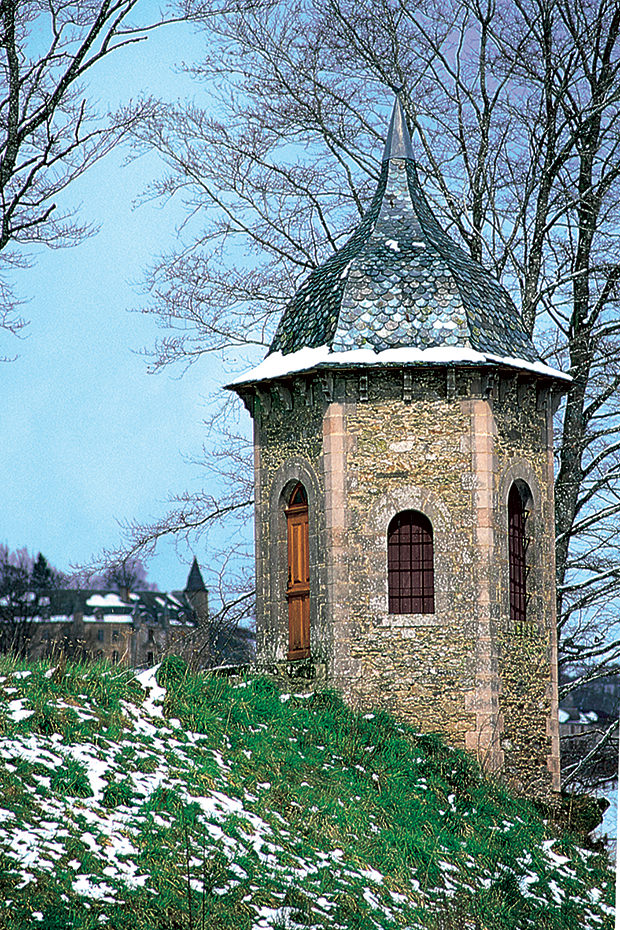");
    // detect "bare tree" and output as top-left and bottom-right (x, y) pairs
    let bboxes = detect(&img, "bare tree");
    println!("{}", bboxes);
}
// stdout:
(0, 0), (173, 352)
(159, 543), (255, 669)
(82, 397), (256, 652)
(93, 556), (158, 592)
(117, 0), (620, 780)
